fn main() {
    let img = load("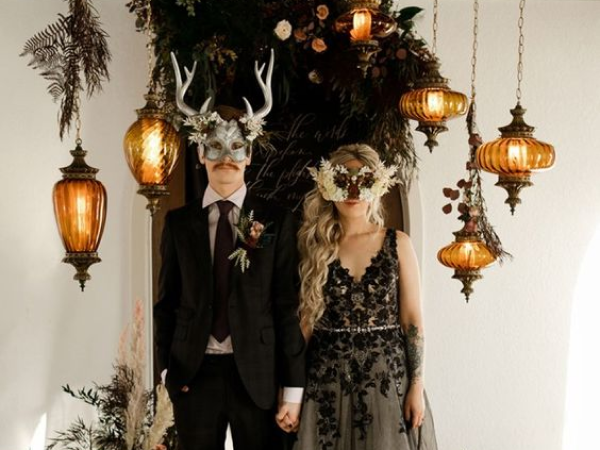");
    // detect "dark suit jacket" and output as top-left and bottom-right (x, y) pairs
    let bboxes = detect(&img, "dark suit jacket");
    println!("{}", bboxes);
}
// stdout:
(154, 191), (306, 410)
